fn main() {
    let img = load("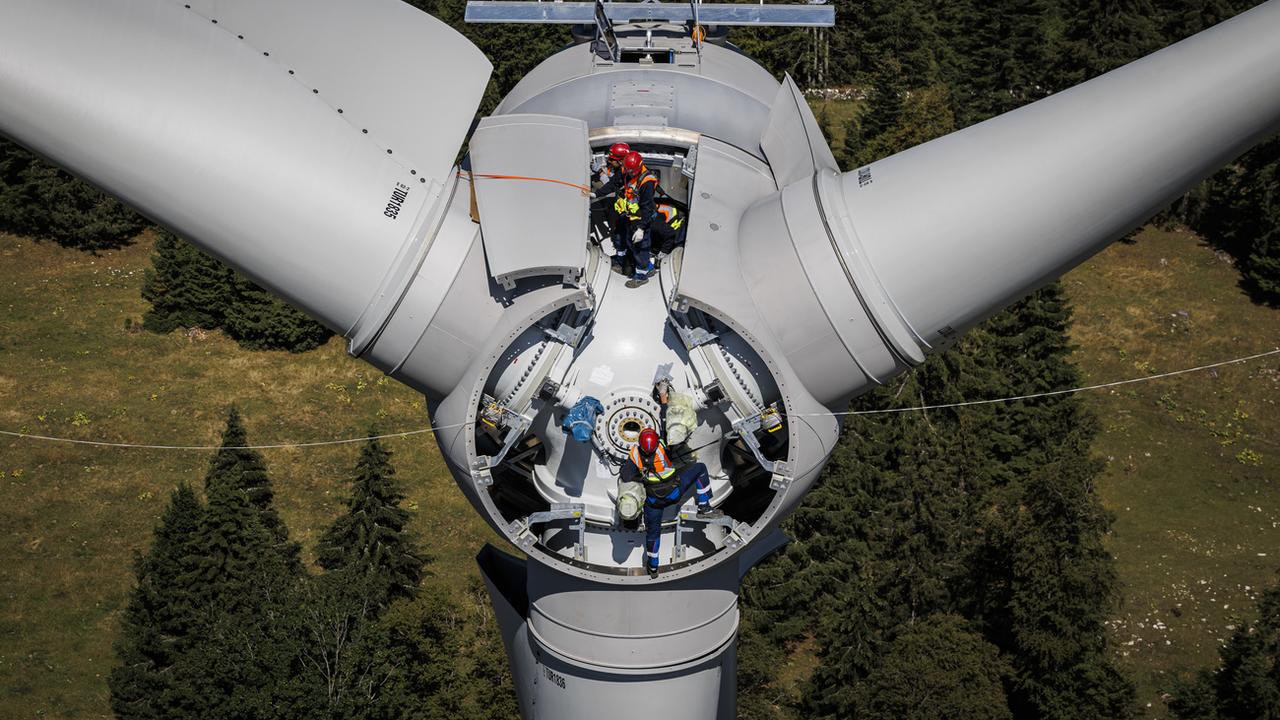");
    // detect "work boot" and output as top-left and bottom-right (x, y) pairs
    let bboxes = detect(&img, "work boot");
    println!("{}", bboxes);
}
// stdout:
(626, 260), (655, 288)
(648, 565), (660, 579)
(696, 505), (724, 520)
